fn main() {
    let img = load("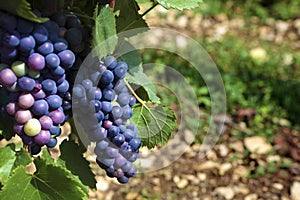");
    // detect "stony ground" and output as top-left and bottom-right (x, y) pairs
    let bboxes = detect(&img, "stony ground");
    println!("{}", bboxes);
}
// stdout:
(88, 5), (300, 200)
